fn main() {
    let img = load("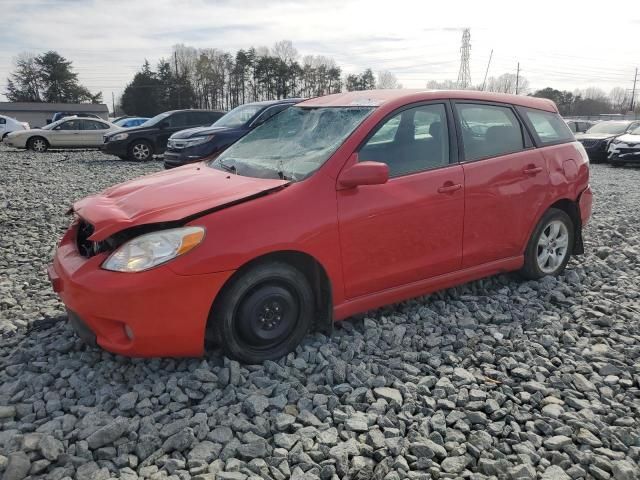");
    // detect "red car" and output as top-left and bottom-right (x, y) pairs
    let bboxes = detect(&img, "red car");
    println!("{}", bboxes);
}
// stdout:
(49, 90), (593, 363)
